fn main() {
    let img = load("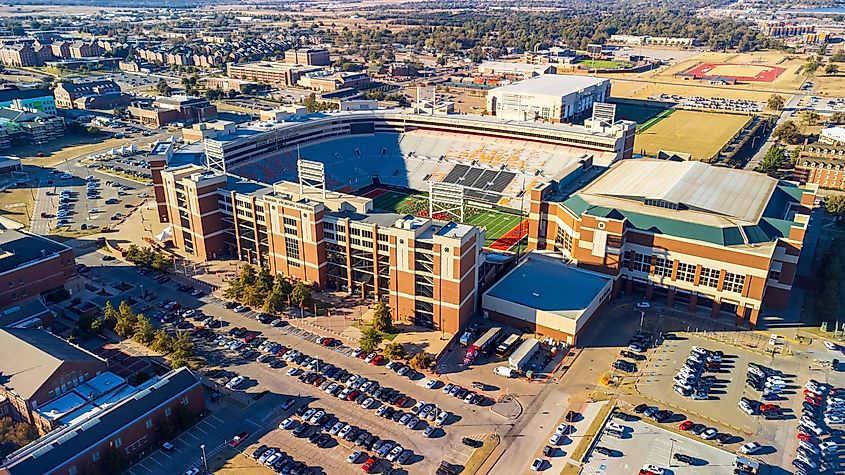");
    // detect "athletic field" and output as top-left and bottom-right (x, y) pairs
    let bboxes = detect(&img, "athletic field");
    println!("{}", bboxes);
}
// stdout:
(634, 110), (750, 161)
(363, 187), (526, 249)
